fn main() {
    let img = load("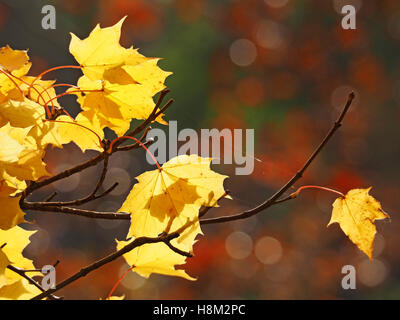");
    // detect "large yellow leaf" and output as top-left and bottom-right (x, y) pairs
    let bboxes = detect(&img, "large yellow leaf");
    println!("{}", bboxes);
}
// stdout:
(69, 17), (170, 134)
(0, 46), (31, 101)
(120, 155), (228, 238)
(328, 188), (389, 260)
(75, 73), (167, 132)
(117, 155), (229, 280)
(69, 17), (147, 80)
